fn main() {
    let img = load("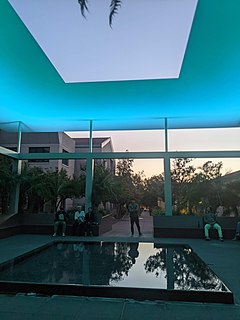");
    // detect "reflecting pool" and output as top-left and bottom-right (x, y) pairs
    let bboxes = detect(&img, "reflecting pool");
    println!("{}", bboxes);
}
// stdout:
(0, 242), (233, 303)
